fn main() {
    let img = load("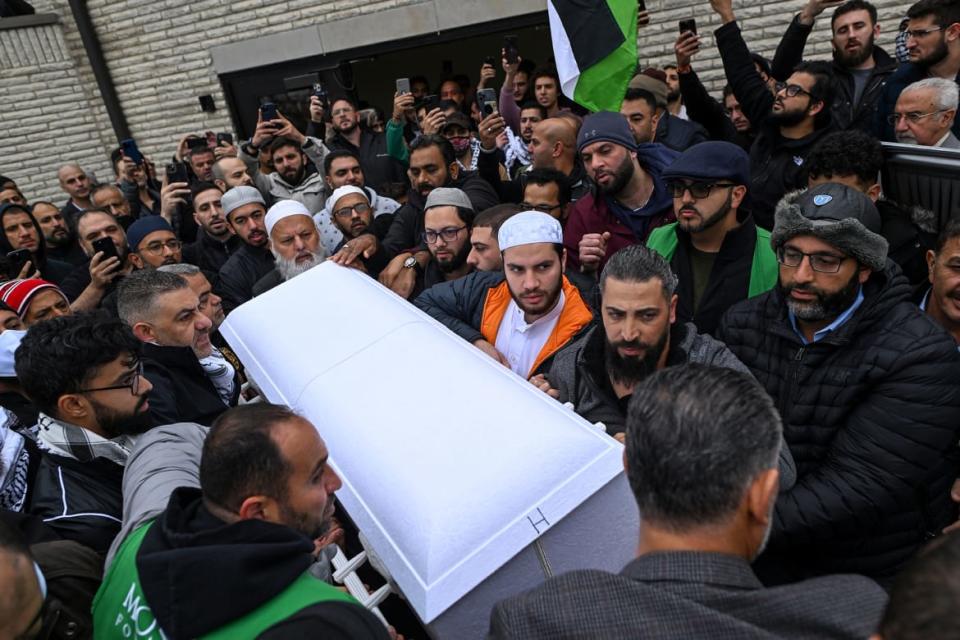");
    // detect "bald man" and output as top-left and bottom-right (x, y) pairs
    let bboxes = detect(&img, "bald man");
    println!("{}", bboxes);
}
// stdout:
(57, 163), (92, 227)
(477, 117), (590, 206)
